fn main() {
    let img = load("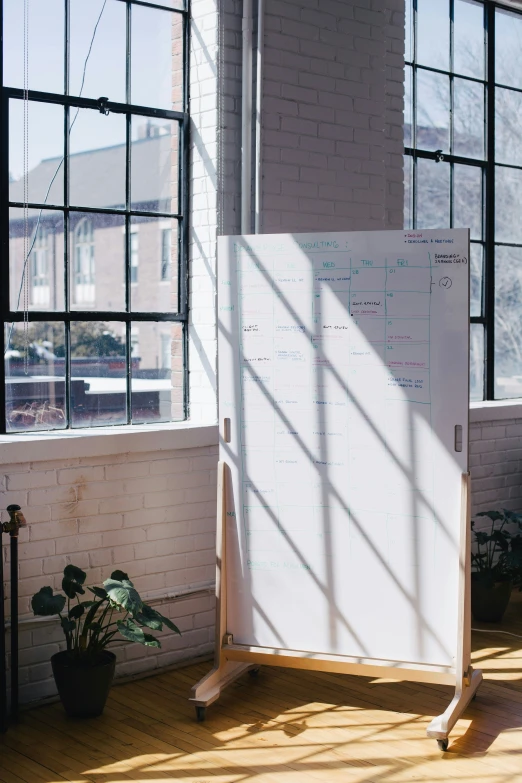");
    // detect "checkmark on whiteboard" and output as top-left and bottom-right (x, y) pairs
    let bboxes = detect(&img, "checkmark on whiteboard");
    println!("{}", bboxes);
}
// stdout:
(439, 276), (452, 289)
